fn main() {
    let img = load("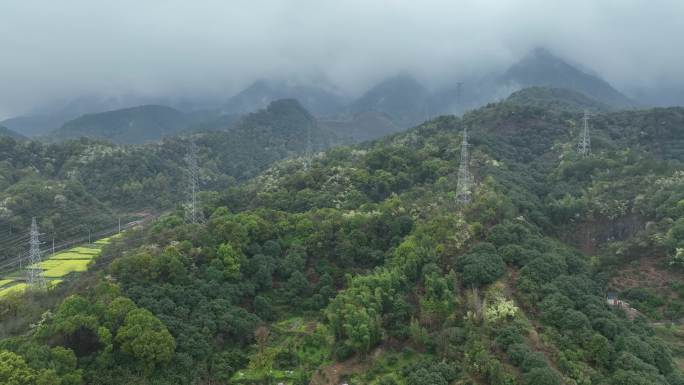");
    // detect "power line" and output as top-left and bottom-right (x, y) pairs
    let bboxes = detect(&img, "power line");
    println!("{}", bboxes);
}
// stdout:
(0, 235), (31, 249)
(0, 215), (153, 276)
(0, 231), (30, 244)
(0, 205), (117, 246)
(456, 127), (472, 205)
(0, 216), (105, 250)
